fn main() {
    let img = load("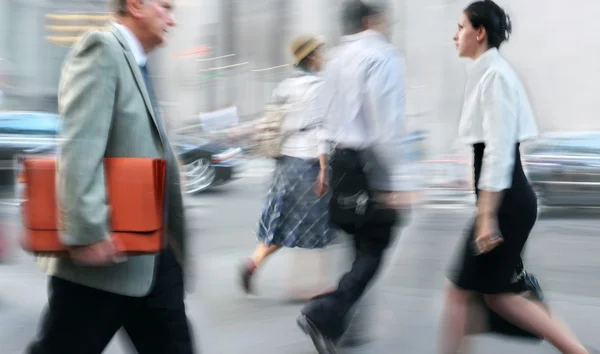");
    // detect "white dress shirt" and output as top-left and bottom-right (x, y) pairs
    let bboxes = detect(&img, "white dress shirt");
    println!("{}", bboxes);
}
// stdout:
(274, 71), (329, 159)
(458, 48), (538, 192)
(319, 30), (409, 191)
(113, 22), (147, 66)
